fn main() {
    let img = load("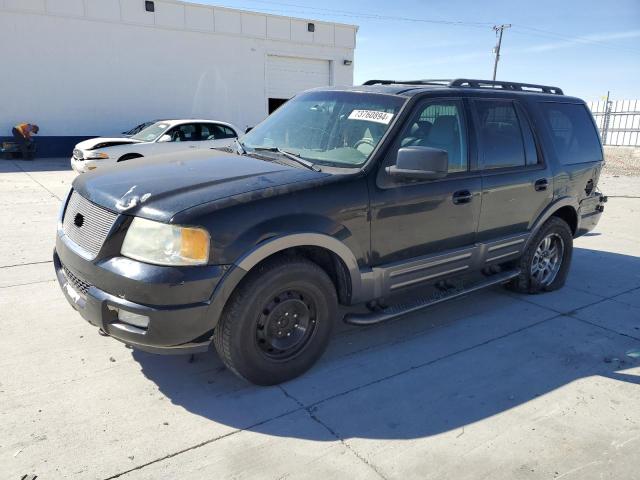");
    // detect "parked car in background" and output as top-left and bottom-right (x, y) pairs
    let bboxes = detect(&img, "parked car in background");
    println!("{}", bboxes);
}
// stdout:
(55, 79), (606, 385)
(71, 119), (239, 173)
